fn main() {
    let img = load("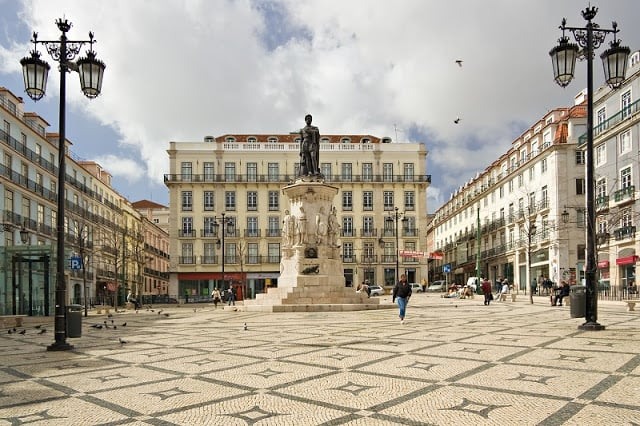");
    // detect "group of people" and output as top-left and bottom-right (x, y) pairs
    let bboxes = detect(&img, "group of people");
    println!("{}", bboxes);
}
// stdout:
(480, 277), (511, 305)
(357, 280), (371, 297)
(210, 287), (236, 308)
